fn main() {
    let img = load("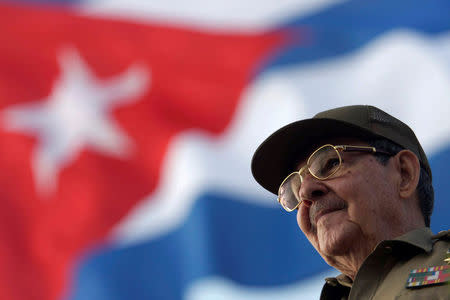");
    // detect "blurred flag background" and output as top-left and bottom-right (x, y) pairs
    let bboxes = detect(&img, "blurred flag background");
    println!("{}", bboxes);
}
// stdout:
(0, 0), (449, 299)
